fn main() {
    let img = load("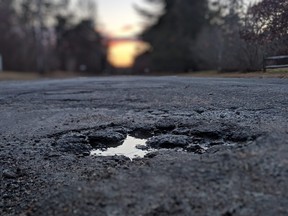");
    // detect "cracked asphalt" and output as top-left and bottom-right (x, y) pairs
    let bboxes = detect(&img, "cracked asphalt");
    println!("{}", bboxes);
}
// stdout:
(0, 76), (288, 216)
